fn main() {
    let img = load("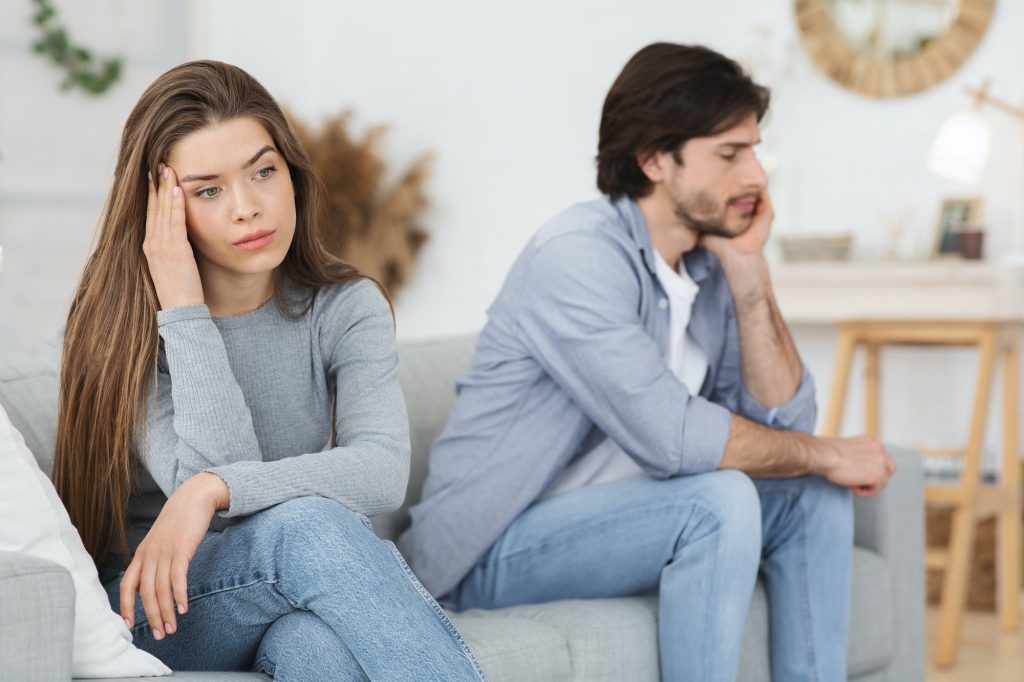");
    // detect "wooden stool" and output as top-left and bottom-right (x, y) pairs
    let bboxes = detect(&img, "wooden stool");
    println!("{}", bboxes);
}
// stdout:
(823, 320), (1022, 667)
